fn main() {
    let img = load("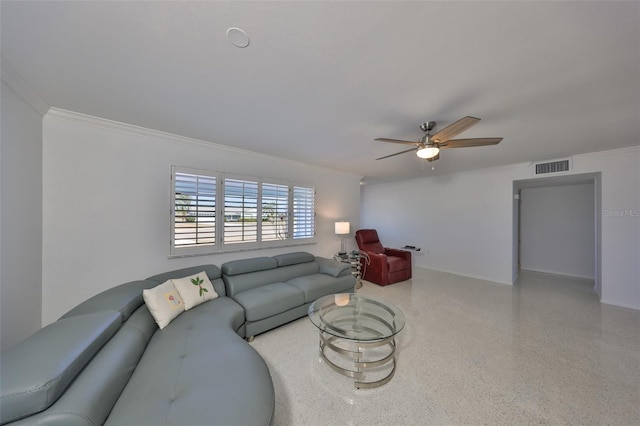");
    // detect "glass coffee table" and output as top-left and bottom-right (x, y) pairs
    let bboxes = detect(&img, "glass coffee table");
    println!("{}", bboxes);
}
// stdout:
(308, 293), (405, 389)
